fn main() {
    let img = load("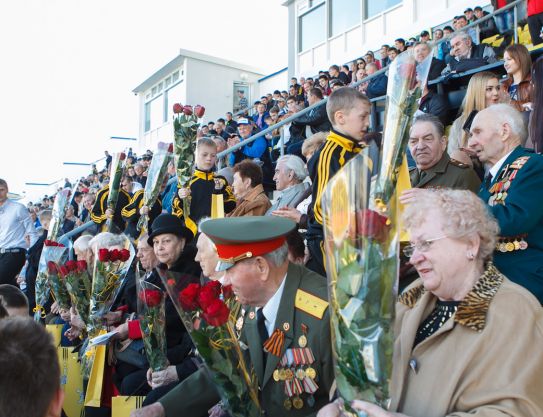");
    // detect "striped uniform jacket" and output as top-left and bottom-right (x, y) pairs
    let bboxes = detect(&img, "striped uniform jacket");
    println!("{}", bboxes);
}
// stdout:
(172, 169), (236, 235)
(90, 184), (131, 233)
(121, 189), (163, 239)
(306, 129), (369, 240)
